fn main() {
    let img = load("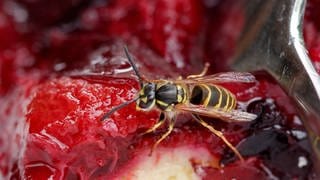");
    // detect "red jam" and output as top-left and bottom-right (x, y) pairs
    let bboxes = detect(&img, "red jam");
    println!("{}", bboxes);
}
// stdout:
(0, 0), (319, 179)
